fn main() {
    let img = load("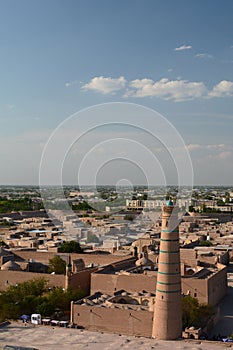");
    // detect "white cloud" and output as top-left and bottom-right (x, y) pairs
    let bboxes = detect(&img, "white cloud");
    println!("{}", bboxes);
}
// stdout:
(81, 76), (233, 102)
(65, 80), (79, 87)
(195, 53), (213, 59)
(187, 144), (202, 151)
(126, 78), (208, 101)
(82, 76), (126, 94)
(209, 80), (233, 97)
(207, 144), (226, 150)
(174, 44), (192, 51)
(130, 78), (154, 89)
